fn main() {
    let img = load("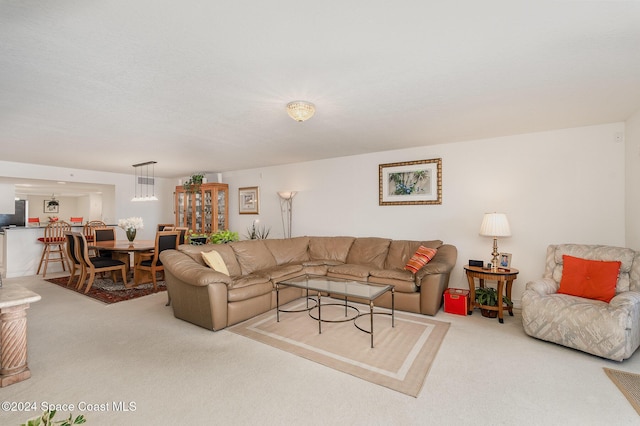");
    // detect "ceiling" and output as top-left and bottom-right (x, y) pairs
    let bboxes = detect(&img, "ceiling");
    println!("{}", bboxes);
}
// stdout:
(1, 1), (640, 178)
(0, 177), (112, 198)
